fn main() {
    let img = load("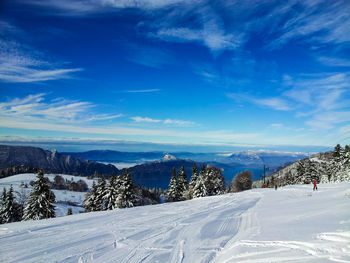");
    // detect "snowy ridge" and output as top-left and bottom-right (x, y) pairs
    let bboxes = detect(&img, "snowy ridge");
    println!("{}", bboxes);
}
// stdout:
(0, 183), (349, 262)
